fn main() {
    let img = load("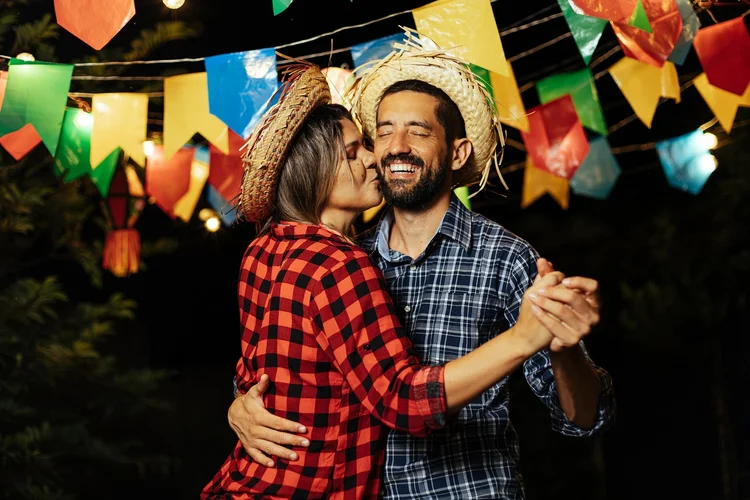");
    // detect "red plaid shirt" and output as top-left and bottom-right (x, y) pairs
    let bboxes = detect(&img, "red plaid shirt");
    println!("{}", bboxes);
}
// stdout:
(202, 222), (446, 500)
